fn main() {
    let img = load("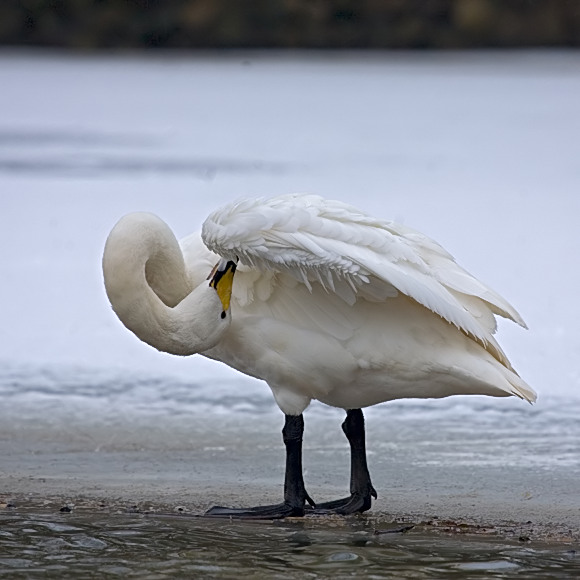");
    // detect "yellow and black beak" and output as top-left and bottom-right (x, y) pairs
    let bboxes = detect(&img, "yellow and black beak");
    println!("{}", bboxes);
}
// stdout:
(209, 259), (237, 316)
